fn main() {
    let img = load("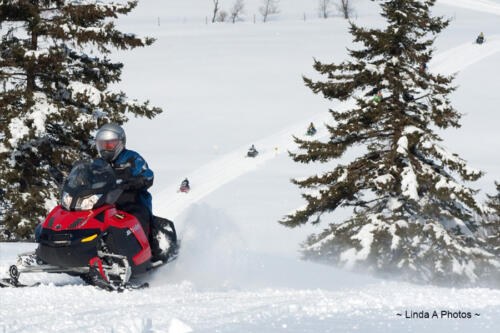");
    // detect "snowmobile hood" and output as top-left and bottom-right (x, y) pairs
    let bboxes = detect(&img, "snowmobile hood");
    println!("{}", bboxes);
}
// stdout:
(42, 205), (113, 232)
